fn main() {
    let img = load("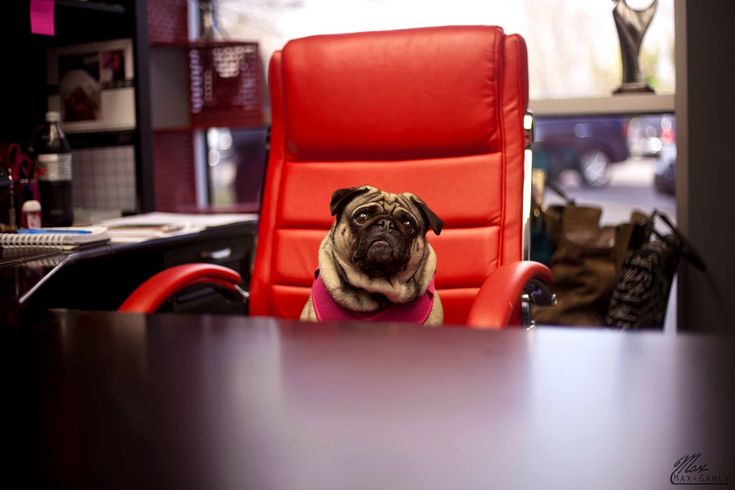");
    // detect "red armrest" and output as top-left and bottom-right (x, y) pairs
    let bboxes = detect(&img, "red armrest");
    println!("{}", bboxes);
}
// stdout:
(118, 263), (242, 313)
(466, 261), (553, 329)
